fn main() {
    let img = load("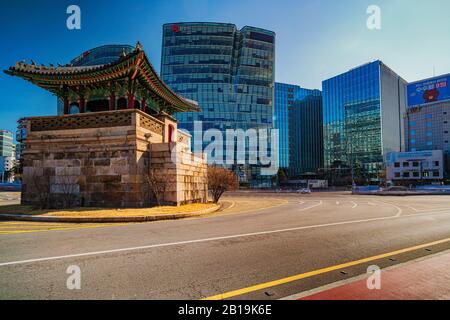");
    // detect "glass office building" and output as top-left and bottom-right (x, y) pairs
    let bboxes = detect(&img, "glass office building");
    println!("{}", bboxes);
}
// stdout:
(274, 83), (322, 176)
(322, 61), (407, 181)
(0, 130), (14, 157)
(289, 95), (323, 177)
(0, 130), (15, 182)
(70, 44), (134, 67)
(161, 22), (275, 188)
(57, 44), (134, 115)
(405, 73), (450, 178)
